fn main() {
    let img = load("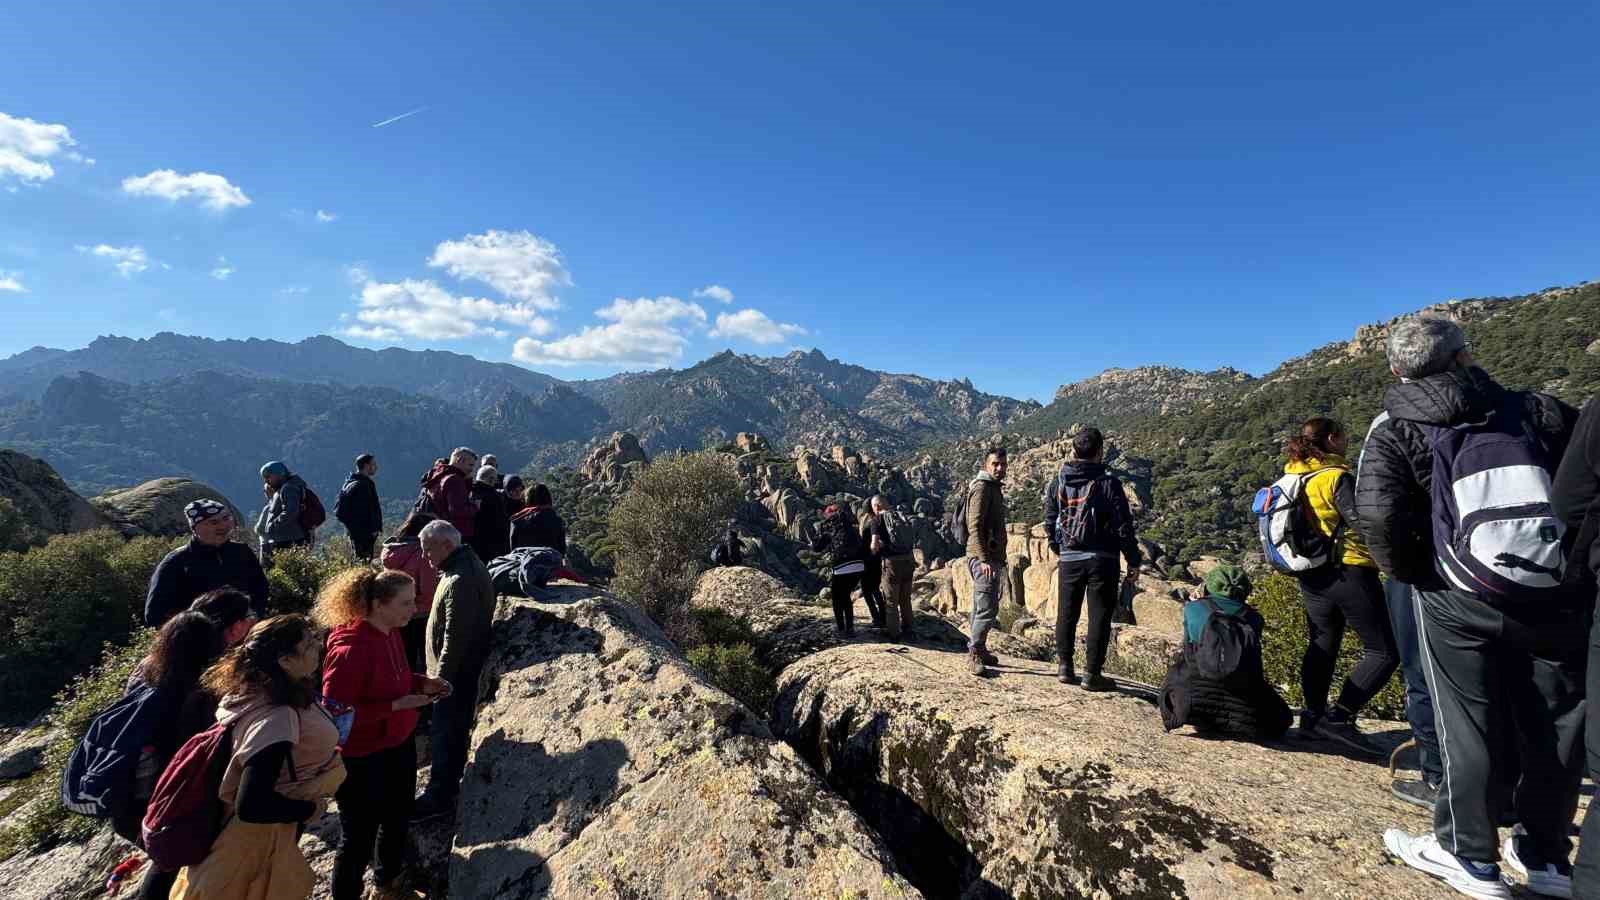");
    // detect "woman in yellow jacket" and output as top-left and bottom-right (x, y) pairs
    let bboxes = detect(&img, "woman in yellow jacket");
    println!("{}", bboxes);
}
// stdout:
(1284, 417), (1399, 759)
